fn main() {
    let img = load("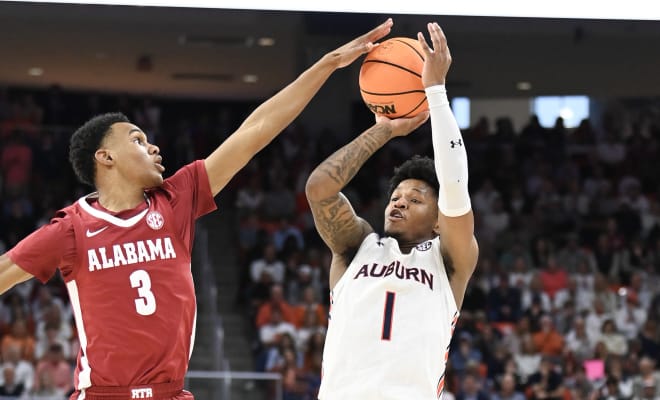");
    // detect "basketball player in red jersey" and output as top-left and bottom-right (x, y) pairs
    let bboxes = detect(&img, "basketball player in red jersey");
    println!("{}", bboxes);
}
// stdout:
(0, 18), (395, 400)
(306, 23), (478, 399)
